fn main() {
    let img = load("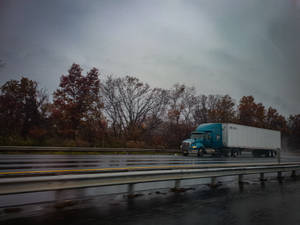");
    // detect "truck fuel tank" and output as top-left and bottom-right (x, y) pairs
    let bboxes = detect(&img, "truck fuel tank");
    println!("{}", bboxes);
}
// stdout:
(204, 148), (216, 154)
